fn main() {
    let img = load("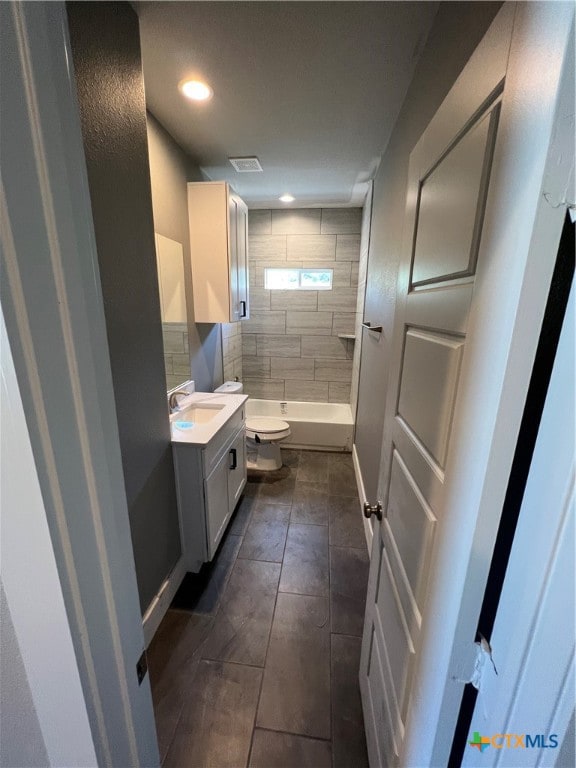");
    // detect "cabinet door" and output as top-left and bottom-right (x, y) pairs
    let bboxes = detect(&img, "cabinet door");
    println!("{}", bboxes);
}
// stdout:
(204, 453), (231, 559)
(228, 195), (241, 322)
(227, 427), (247, 512)
(236, 200), (249, 320)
